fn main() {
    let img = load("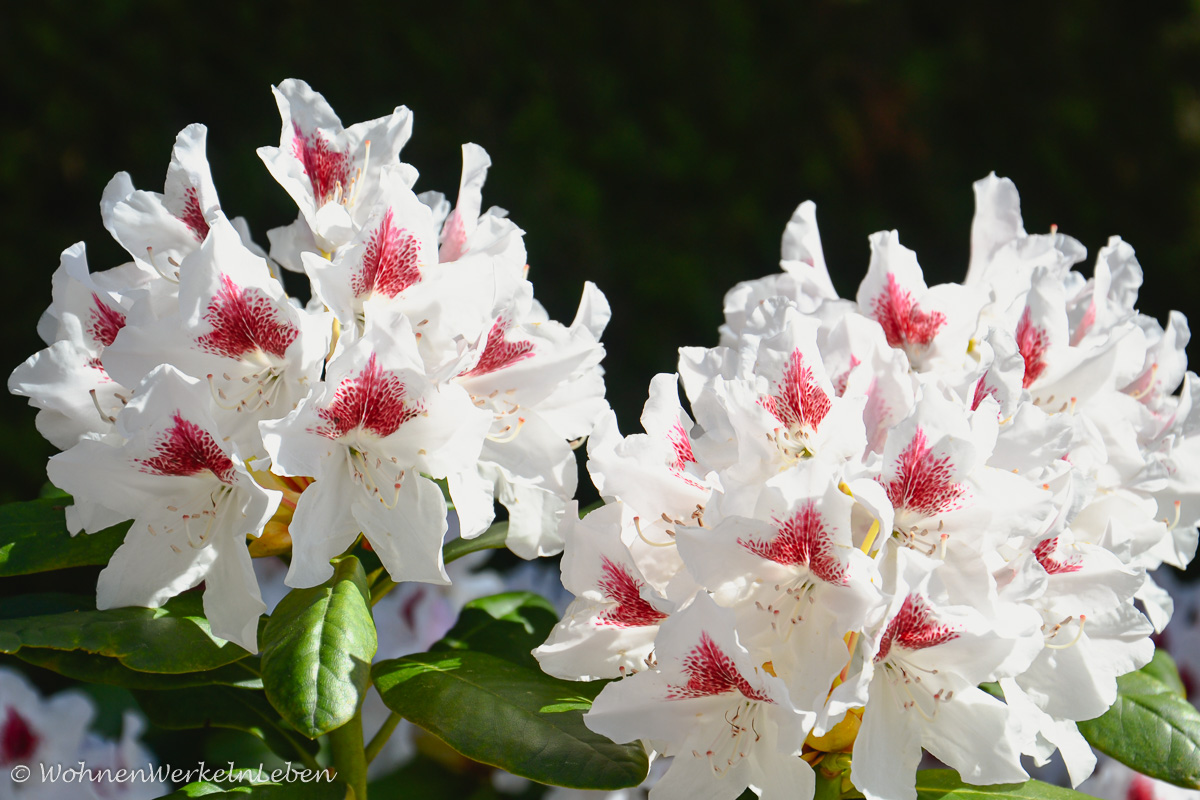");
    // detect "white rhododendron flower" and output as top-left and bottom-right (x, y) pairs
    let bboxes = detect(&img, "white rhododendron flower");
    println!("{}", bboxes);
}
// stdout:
(10, 79), (610, 653)
(262, 314), (490, 587)
(0, 667), (165, 800)
(47, 365), (280, 651)
(536, 173), (1200, 800)
(587, 593), (815, 800)
(259, 78), (414, 256)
